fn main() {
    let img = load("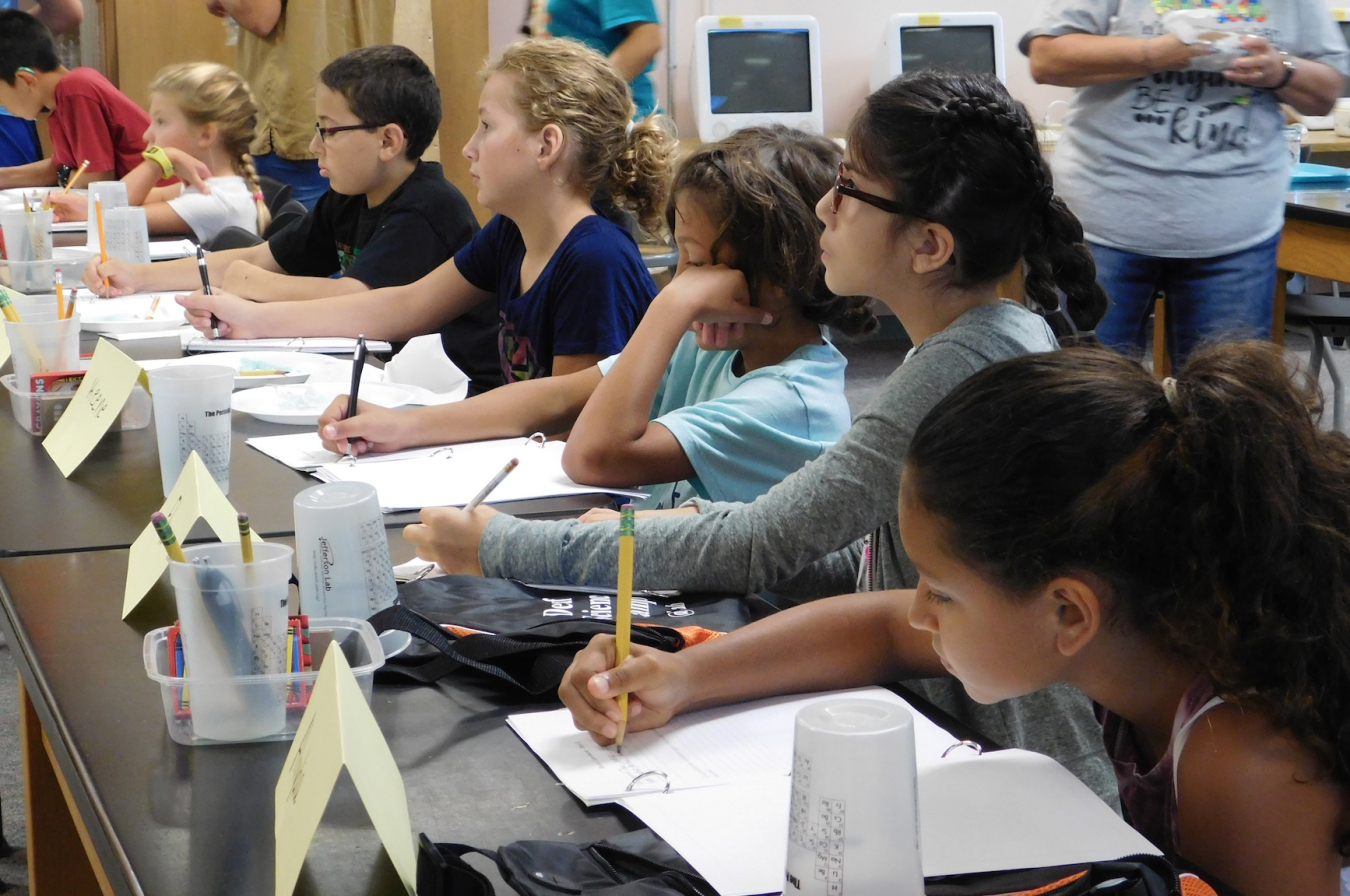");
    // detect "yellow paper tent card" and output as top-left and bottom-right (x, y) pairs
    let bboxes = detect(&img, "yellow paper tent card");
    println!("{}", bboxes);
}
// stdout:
(122, 451), (262, 618)
(43, 338), (150, 477)
(275, 644), (416, 896)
